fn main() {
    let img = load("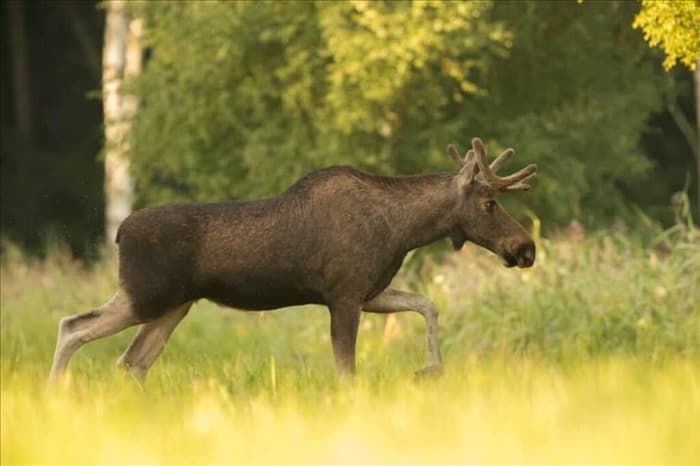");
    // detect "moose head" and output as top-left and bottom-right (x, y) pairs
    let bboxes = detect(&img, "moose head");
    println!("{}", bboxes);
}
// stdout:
(448, 137), (537, 268)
